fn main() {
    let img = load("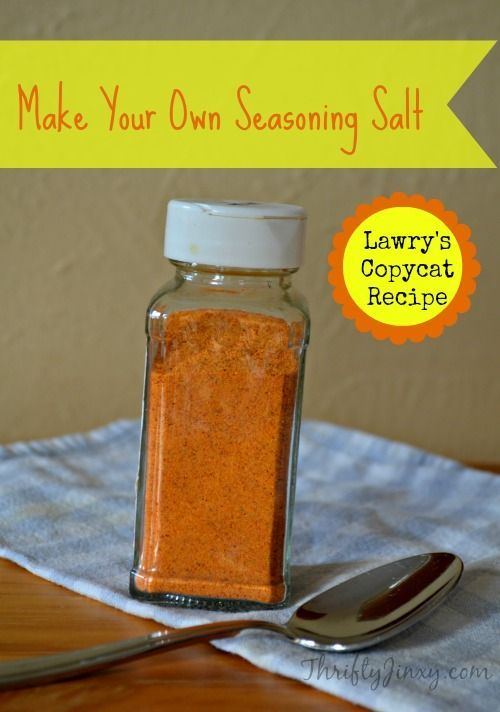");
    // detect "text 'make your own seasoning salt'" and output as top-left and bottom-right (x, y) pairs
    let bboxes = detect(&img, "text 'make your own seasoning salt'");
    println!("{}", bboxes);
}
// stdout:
(130, 200), (310, 610)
